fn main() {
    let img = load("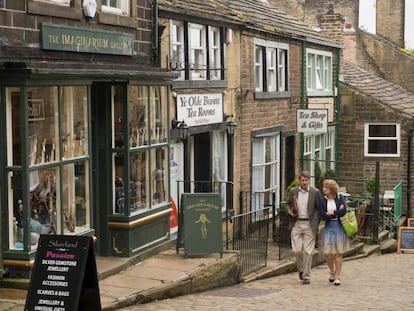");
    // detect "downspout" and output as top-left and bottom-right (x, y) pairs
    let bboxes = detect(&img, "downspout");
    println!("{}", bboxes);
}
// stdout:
(407, 128), (414, 217)
(300, 41), (306, 170)
(152, 0), (159, 67)
(335, 50), (341, 176)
